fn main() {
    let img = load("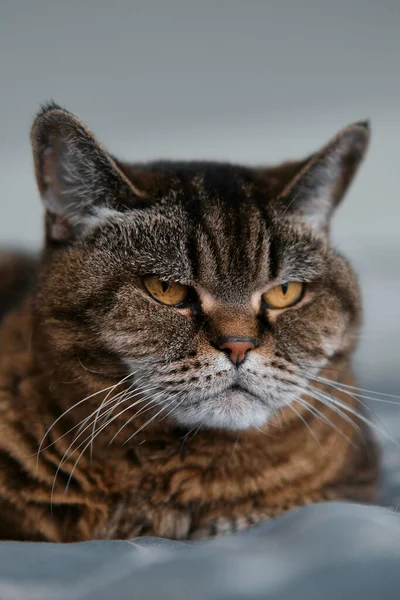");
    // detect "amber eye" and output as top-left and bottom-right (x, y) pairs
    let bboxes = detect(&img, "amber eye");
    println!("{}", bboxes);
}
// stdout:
(143, 276), (189, 306)
(263, 282), (305, 309)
